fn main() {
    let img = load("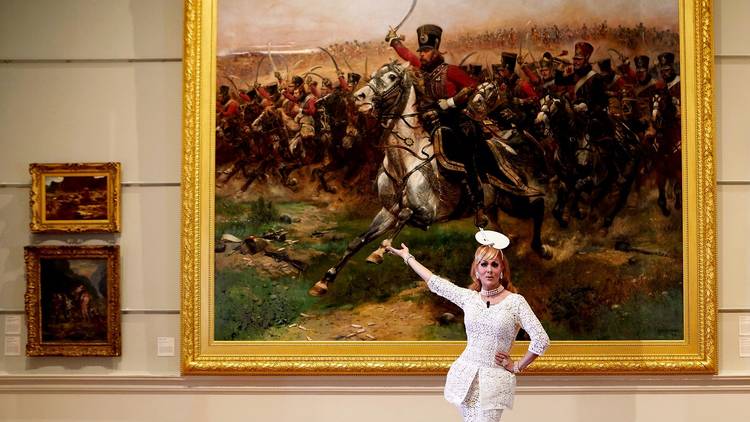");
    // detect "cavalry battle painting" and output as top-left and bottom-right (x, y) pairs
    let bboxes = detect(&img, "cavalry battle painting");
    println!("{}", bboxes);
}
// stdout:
(212, 0), (683, 343)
